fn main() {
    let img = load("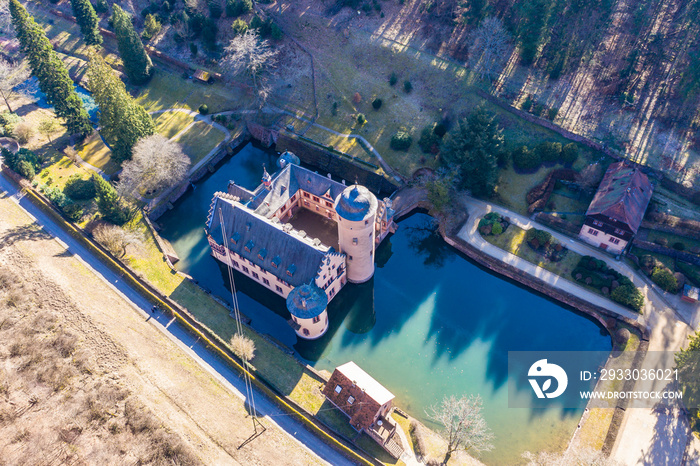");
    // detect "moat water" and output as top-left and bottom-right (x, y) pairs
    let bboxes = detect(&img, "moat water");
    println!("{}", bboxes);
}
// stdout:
(158, 142), (612, 465)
